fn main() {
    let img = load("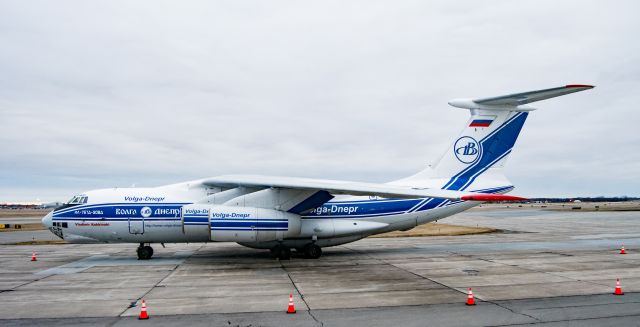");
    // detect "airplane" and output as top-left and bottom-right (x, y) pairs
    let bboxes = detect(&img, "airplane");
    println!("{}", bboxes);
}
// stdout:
(42, 85), (594, 260)
(0, 200), (62, 209)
